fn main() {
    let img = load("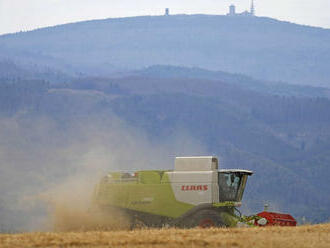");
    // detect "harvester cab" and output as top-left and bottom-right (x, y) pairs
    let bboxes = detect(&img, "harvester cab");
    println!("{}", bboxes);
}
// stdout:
(93, 156), (296, 228)
(218, 169), (253, 203)
(166, 157), (252, 209)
